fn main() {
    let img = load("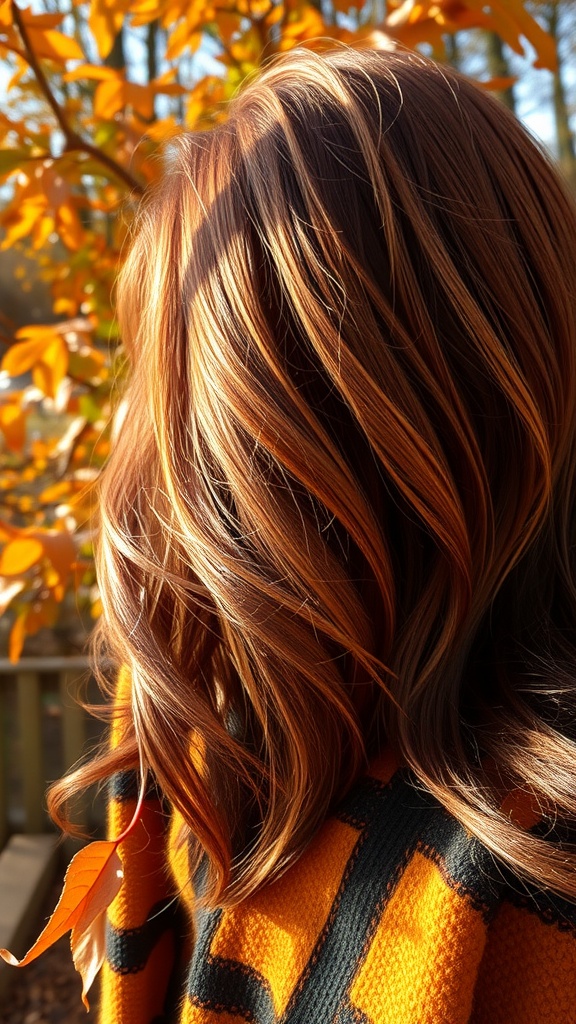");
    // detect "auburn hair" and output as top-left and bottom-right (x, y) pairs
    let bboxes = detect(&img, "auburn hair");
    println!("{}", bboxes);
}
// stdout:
(50, 46), (576, 904)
